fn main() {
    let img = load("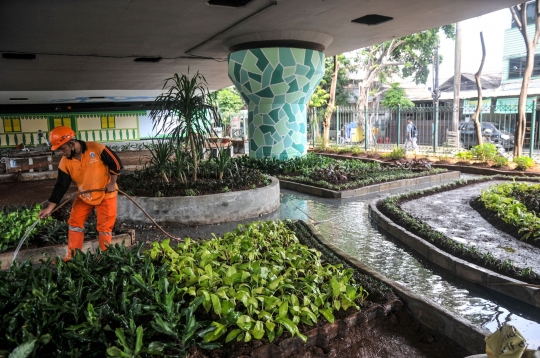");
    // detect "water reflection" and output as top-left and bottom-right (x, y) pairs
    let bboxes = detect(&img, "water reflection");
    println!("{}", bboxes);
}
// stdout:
(280, 190), (540, 348)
